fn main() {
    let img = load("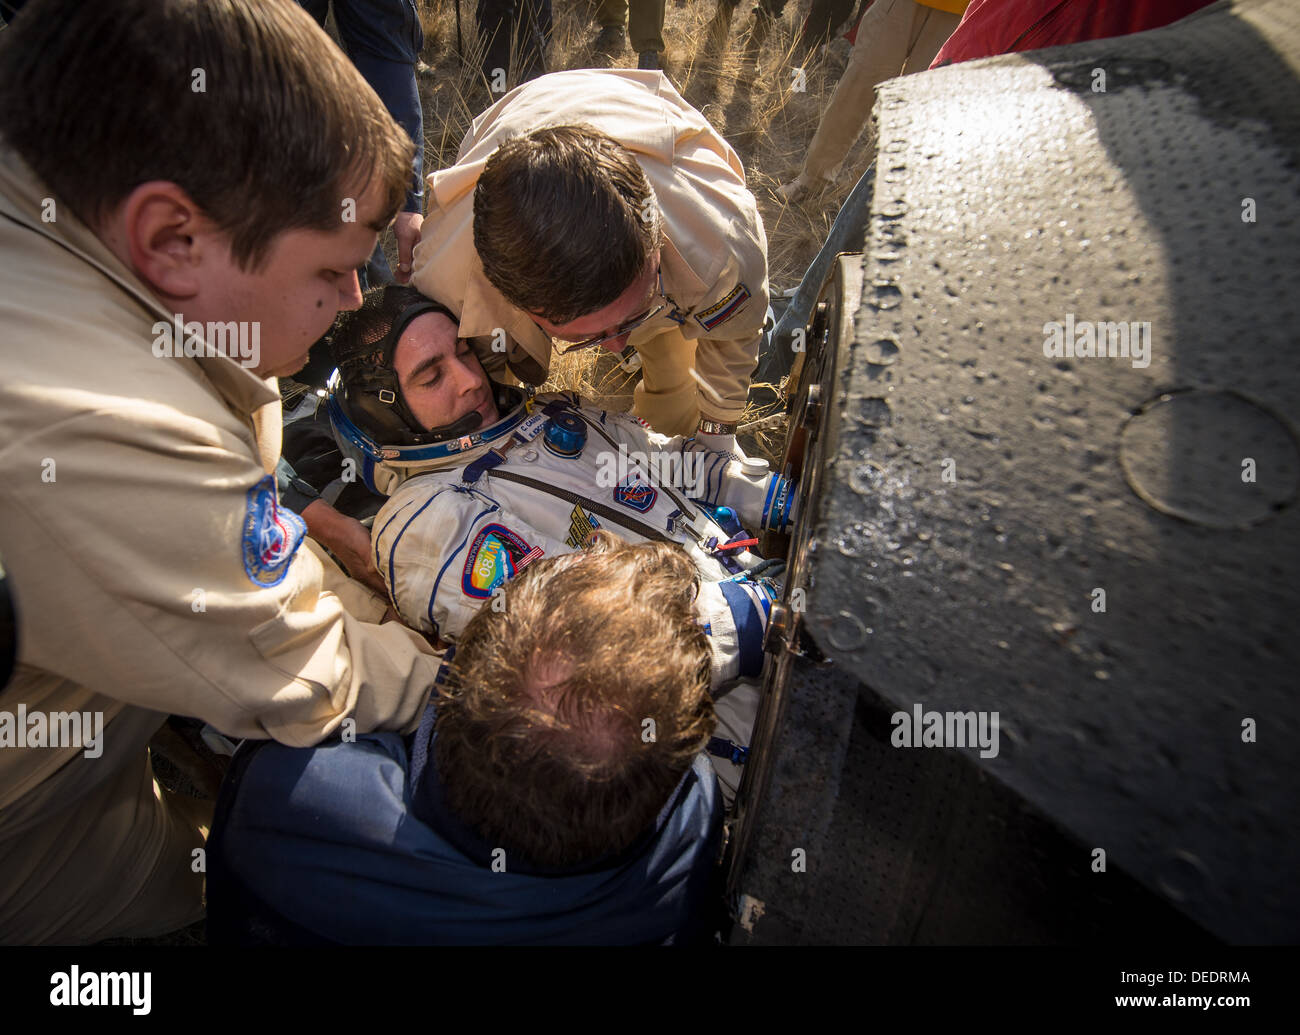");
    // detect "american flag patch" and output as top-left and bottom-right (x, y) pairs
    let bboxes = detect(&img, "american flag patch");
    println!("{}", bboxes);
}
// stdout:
(695, 283), (751, 332)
